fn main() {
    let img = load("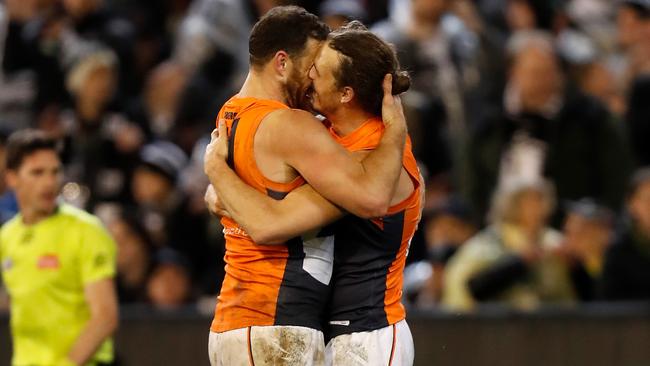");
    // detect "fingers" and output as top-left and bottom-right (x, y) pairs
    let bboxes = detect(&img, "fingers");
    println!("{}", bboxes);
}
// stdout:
(382, 73), (393, 98)
(218, 119), (227, 137)
(393, 94), (402, 106)
(211, 120), (227, 140)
